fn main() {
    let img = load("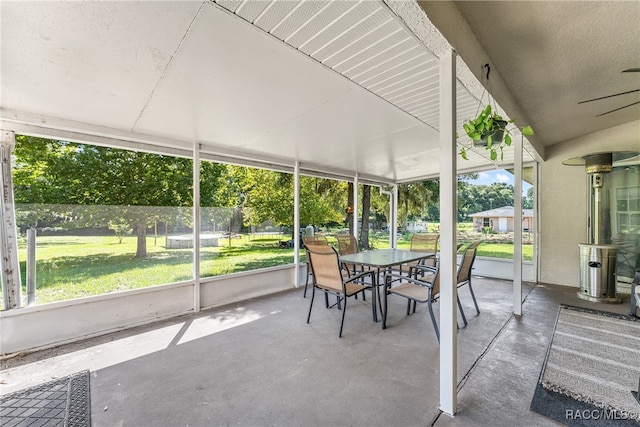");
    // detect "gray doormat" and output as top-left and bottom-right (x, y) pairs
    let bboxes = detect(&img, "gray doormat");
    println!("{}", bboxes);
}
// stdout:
(0, 370), (91, 427)
(531, 305), (640, 426)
